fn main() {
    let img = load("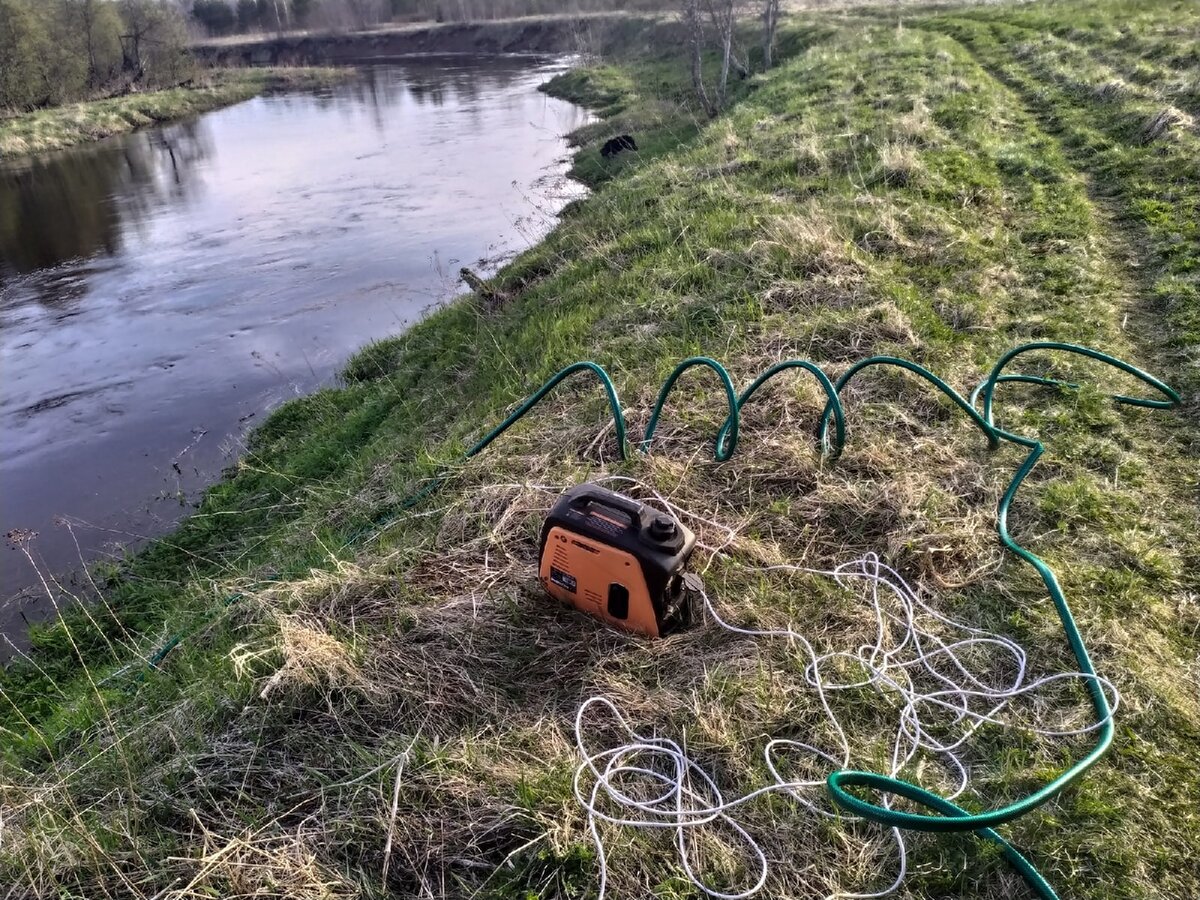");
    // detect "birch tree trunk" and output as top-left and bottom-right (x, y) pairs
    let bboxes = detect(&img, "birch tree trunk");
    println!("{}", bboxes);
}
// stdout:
(718, 10), (733, 101)
(272, 0), (289, 34)
(701, 0), (736, 112)
(762, 0), (780, 70)
(682, 0), (716, 117)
